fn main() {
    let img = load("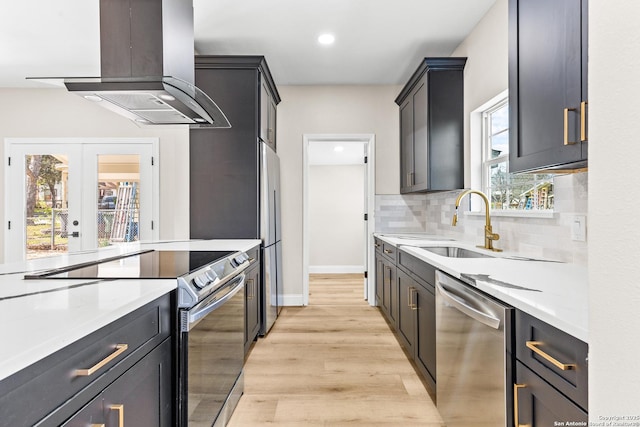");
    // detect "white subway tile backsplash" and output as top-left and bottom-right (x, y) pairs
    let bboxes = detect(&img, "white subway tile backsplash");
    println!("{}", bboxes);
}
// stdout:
(374, 173), (588, 265)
